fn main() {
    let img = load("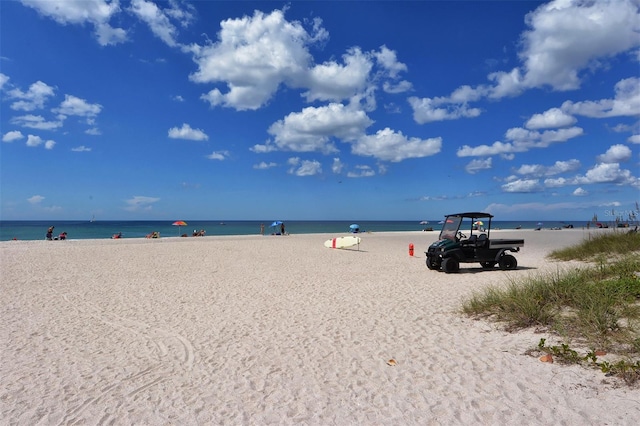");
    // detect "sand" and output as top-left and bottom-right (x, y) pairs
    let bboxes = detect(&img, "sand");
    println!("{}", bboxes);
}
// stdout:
(1, 229), (638, 425)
